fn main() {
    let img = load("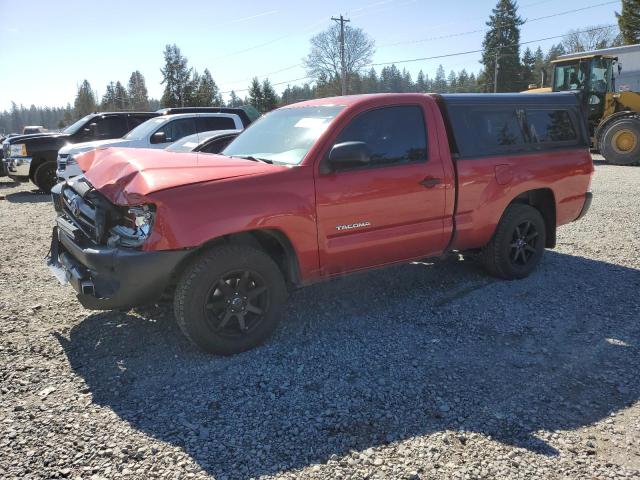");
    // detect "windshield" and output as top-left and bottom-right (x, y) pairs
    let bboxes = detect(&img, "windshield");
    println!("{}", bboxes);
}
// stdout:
(123, 117), (167, 140)
(62, 114), (94, 134)
(591, 57), (613, 94)
(553, 61), (589, 92)
(223, 105), (344, 165)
